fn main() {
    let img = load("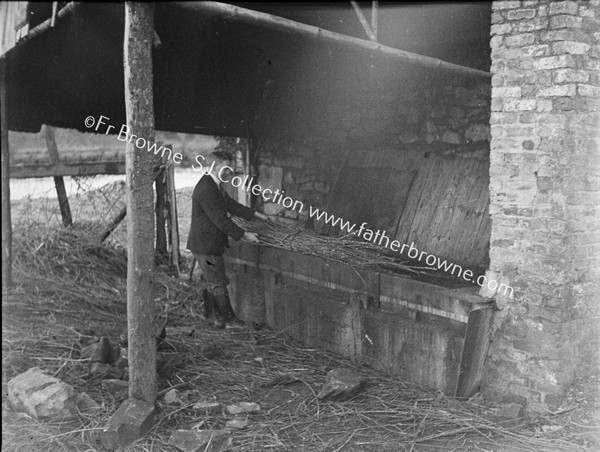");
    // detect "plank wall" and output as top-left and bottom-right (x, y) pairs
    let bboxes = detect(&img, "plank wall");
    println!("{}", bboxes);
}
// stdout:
(327, 143), (490, 270)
